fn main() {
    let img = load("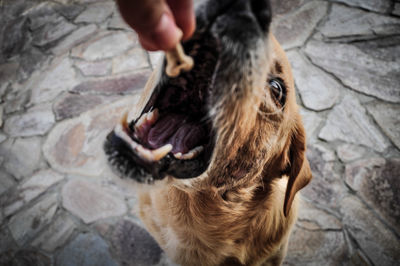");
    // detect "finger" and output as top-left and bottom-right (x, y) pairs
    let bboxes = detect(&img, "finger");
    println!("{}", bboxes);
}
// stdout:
(116, 0), (181, 50)
(167, 0), (195, 40)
